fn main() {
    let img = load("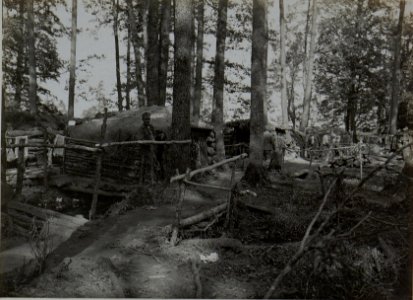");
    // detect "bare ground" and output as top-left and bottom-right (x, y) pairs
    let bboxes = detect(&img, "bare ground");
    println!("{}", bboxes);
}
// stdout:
(2, 157), (410, 299)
